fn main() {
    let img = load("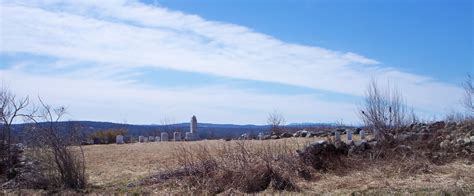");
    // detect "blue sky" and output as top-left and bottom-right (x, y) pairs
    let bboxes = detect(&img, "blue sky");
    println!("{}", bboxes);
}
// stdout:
(150, 0), (473, 82)
(0, 0), (472, 124)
